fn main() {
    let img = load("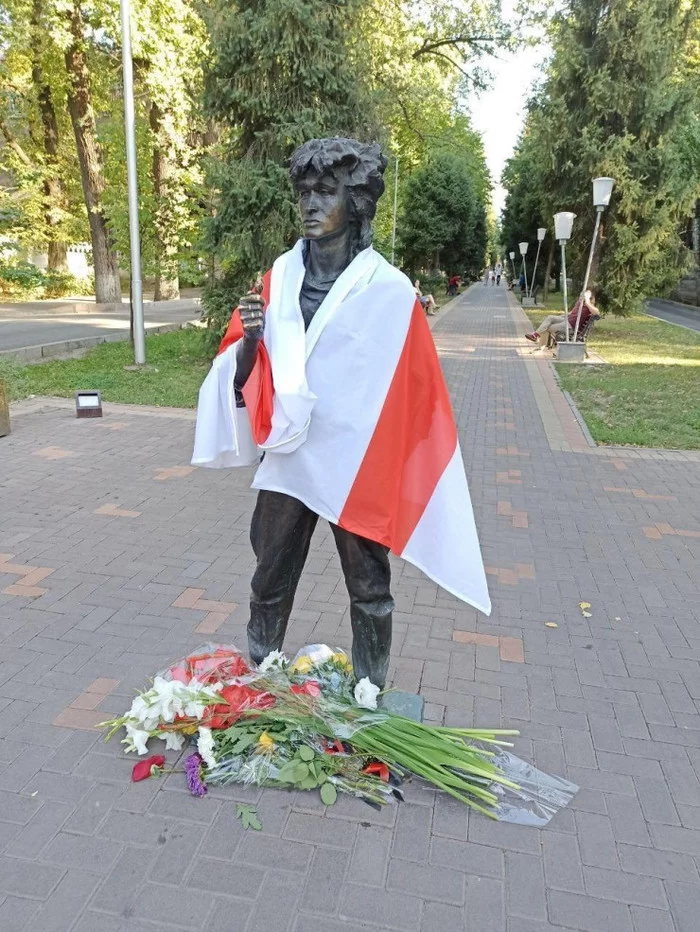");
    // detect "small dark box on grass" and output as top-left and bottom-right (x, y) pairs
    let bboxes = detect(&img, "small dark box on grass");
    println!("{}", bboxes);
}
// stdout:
(75, 390), (103, 418)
